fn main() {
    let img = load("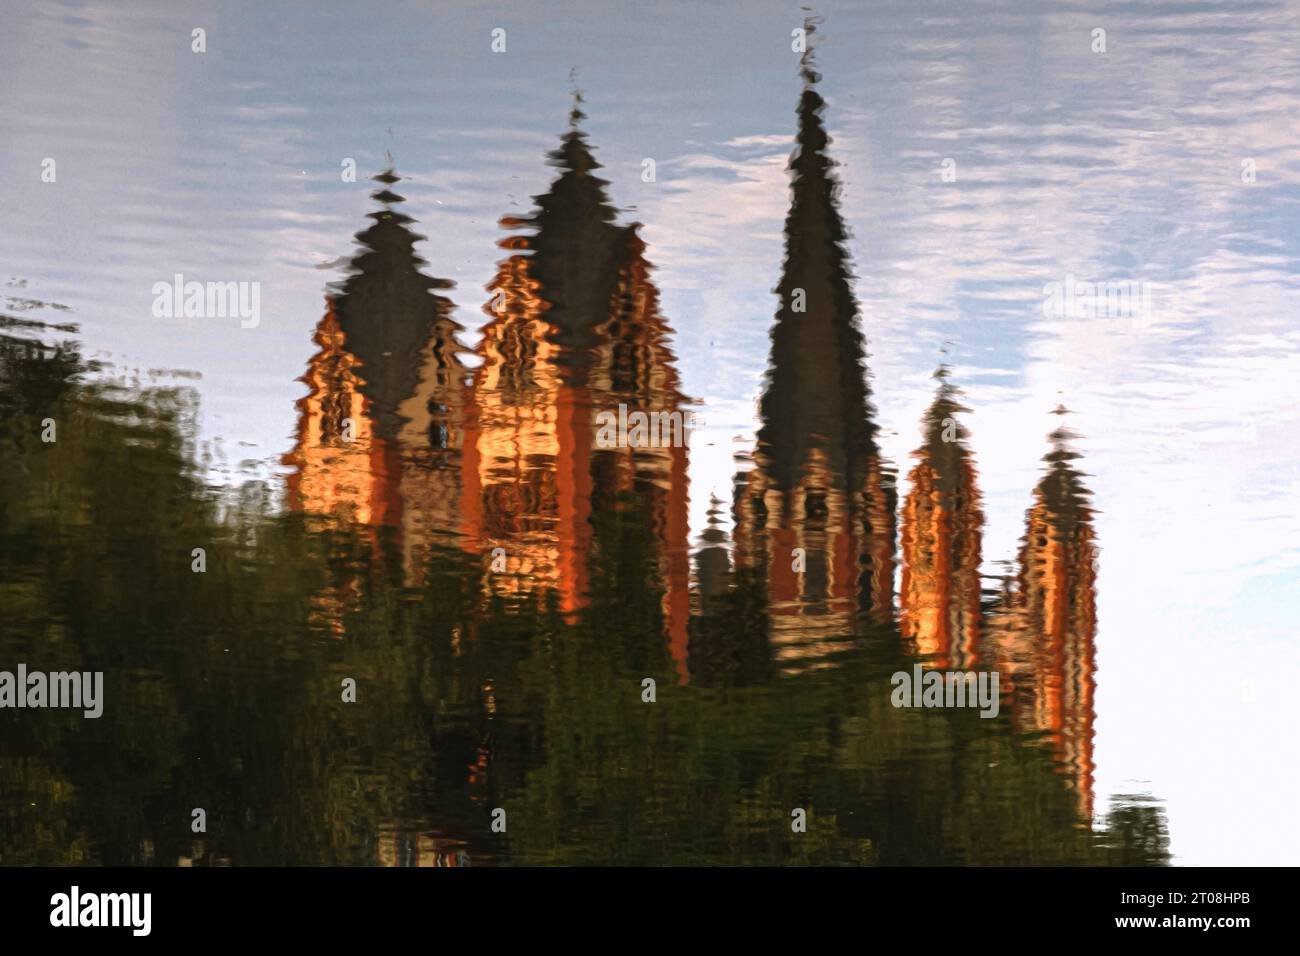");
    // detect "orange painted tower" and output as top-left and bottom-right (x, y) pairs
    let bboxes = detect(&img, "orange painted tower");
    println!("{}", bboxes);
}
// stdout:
(284, 169), (470, 611)
(899, 367), (984, 669)
(460, 97), (691, 674)
(985, 406), (1098, 822)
